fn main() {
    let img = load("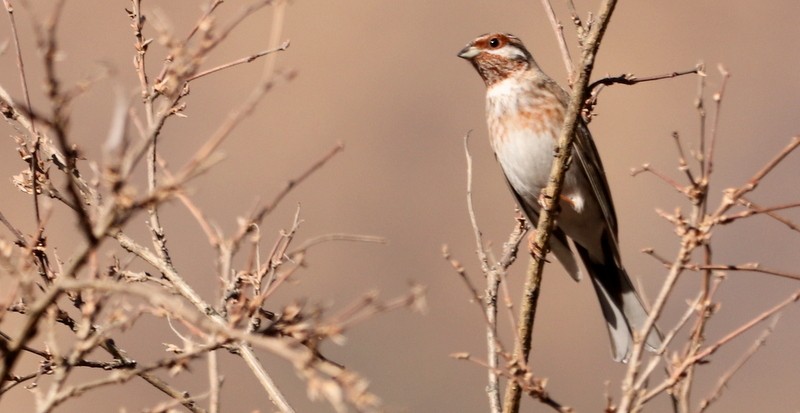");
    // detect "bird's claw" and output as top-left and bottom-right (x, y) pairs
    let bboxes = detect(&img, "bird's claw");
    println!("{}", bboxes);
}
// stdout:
(527, 232), (550, 262)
